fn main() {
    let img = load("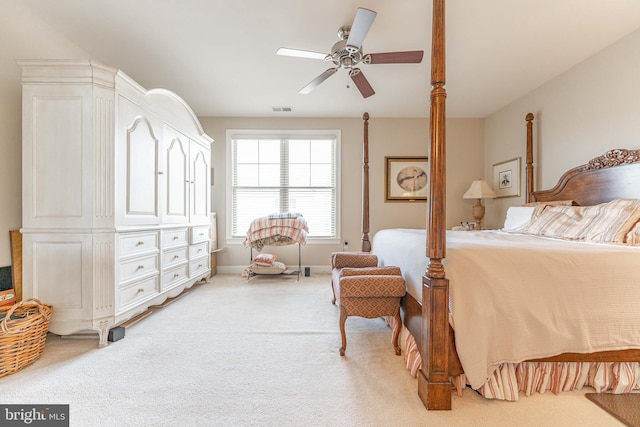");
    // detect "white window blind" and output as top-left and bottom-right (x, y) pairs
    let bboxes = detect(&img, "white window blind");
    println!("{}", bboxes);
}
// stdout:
(228, 131), (340, 240)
